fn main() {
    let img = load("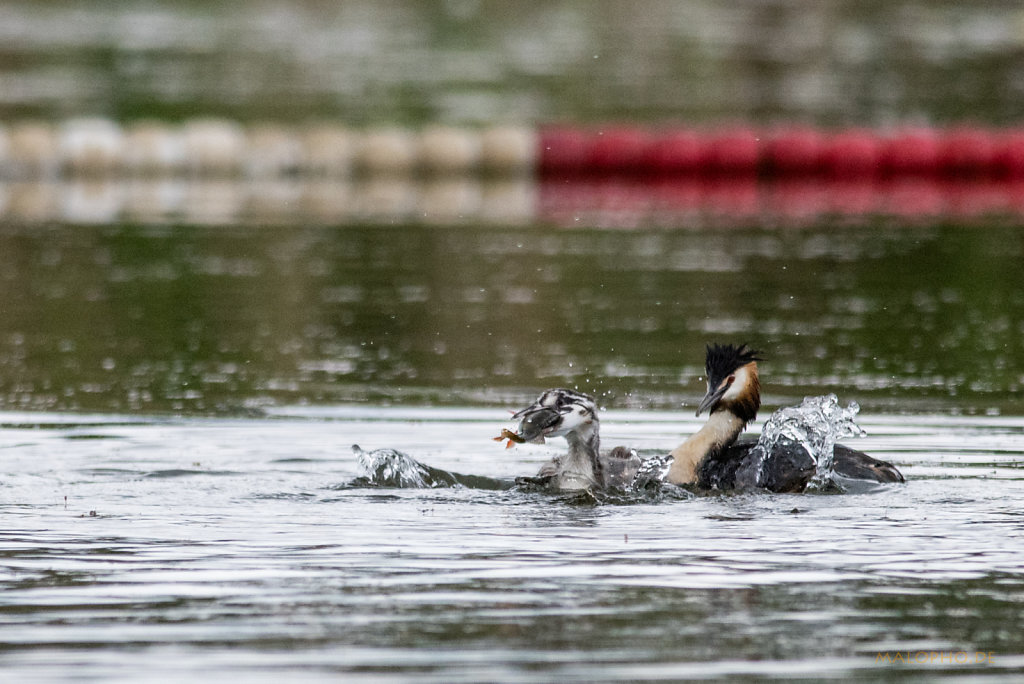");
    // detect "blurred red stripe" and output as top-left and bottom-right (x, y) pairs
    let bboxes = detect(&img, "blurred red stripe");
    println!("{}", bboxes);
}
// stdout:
(537, 176), (1024, 228)
(538, 125), (1024, 178)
